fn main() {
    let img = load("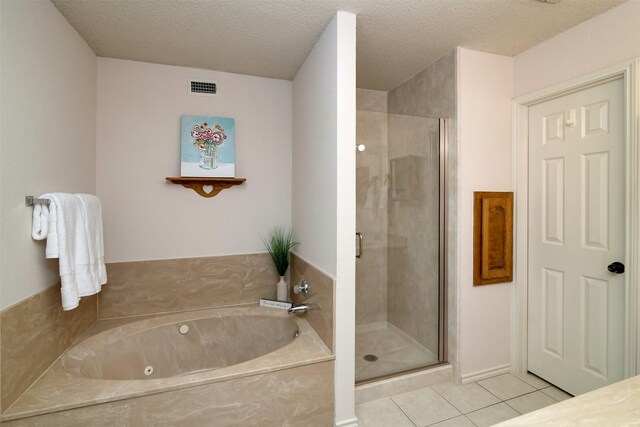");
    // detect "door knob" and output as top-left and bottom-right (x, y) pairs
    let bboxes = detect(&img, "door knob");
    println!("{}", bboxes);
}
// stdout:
(608, 262), (625, 274)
